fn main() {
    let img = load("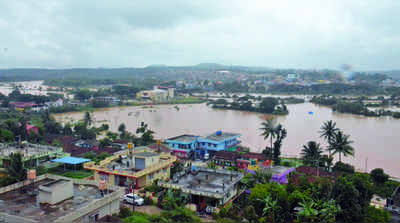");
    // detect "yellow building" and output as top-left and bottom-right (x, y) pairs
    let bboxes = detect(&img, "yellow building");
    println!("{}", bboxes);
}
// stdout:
(84, 146), (176, 189)
(136, 86), (175, 102)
